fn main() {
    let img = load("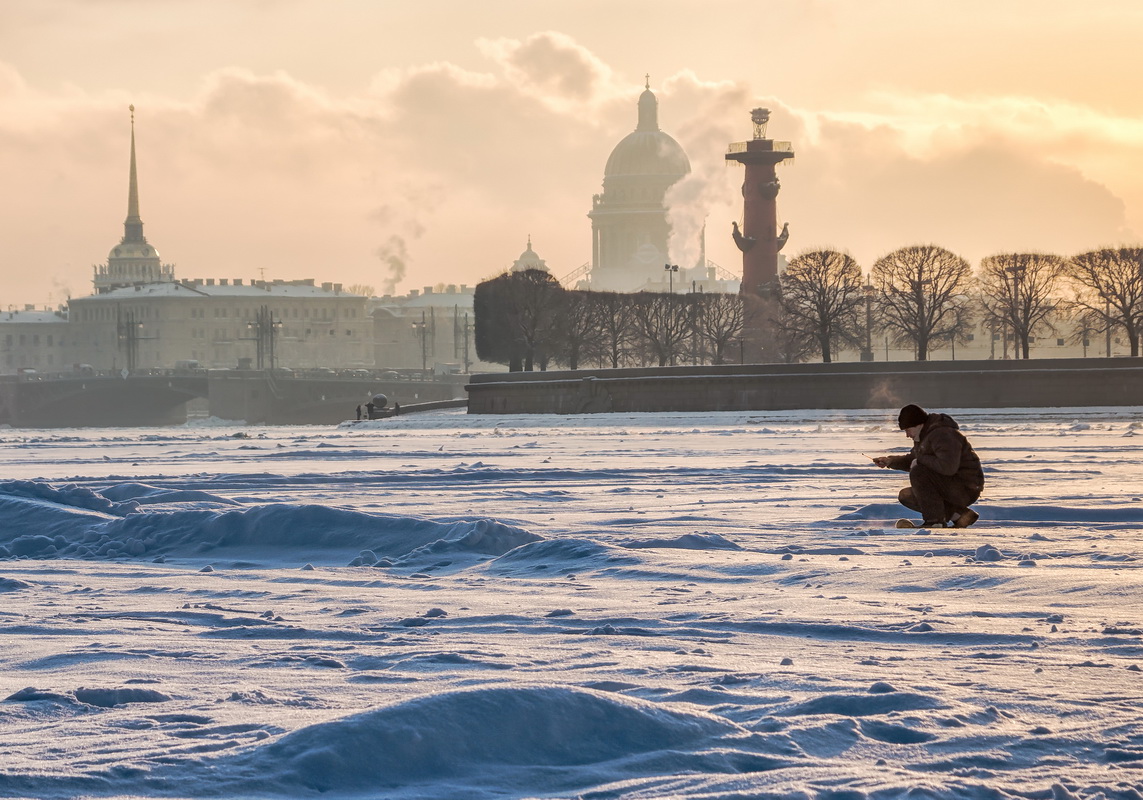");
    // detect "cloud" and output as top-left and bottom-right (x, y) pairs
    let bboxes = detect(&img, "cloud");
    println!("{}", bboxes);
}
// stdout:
(777, 99), (1138, 265)
(477, 31), (615, 108)
(0, 35), (1141, 310)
